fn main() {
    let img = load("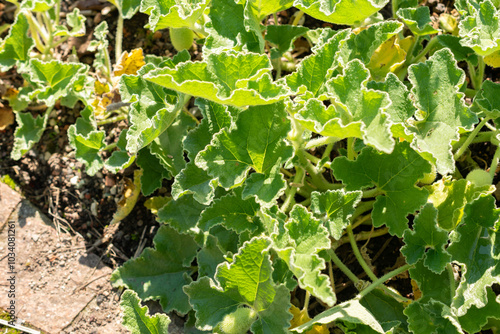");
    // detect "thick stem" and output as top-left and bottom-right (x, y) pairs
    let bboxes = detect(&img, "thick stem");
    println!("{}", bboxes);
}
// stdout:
(347, 225), (378, 282)
(97, 114), (127, 126)
(392, 0), (400, 18)
(339, 227), (389, 245)
(305, 136), (340, 150)
(489, 143), (500, 181)
(358, 264), (413, 299)
(362, 187), (383, 198)
(281, 167), (304, 213)
(350, 200), (375, 221)
(327, 249), (360, 284)
(115, 13), (124, 62)
(454, 117), (491, 161)
(412, 36), (438, 63)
